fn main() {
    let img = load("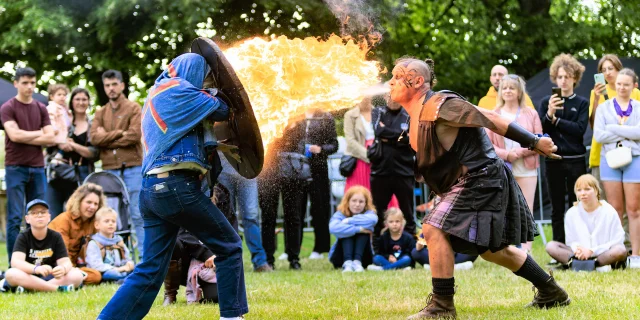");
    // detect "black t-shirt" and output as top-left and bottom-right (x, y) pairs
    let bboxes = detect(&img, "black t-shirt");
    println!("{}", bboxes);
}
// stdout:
(13, 228), (68, 267)
(64, 131), (90, 164)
